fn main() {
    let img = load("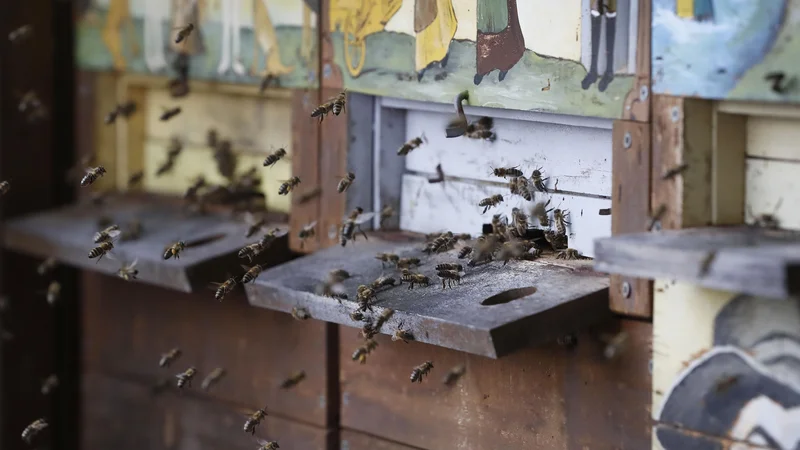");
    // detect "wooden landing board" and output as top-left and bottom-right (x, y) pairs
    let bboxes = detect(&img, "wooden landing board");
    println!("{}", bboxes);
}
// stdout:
(1, 196), (289, 292)
(246, 234), (611, 358)
(594, 227), (800, 300)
